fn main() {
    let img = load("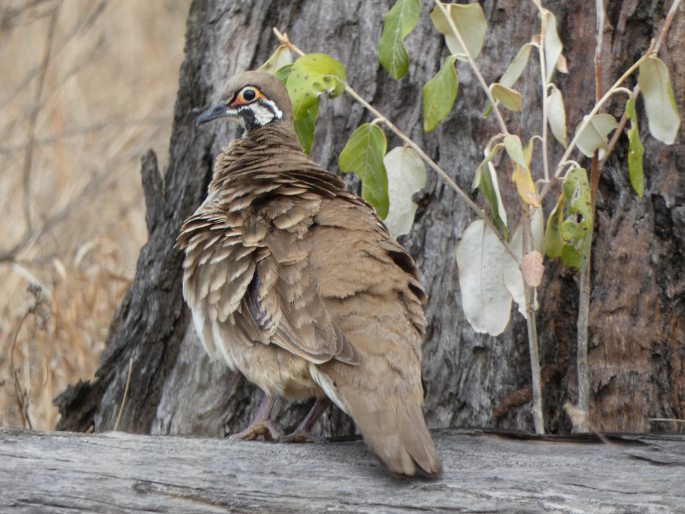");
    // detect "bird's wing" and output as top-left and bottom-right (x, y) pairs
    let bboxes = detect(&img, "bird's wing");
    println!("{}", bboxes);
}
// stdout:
(178, 201), (259, 357)
(234, 188), (360, 365)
